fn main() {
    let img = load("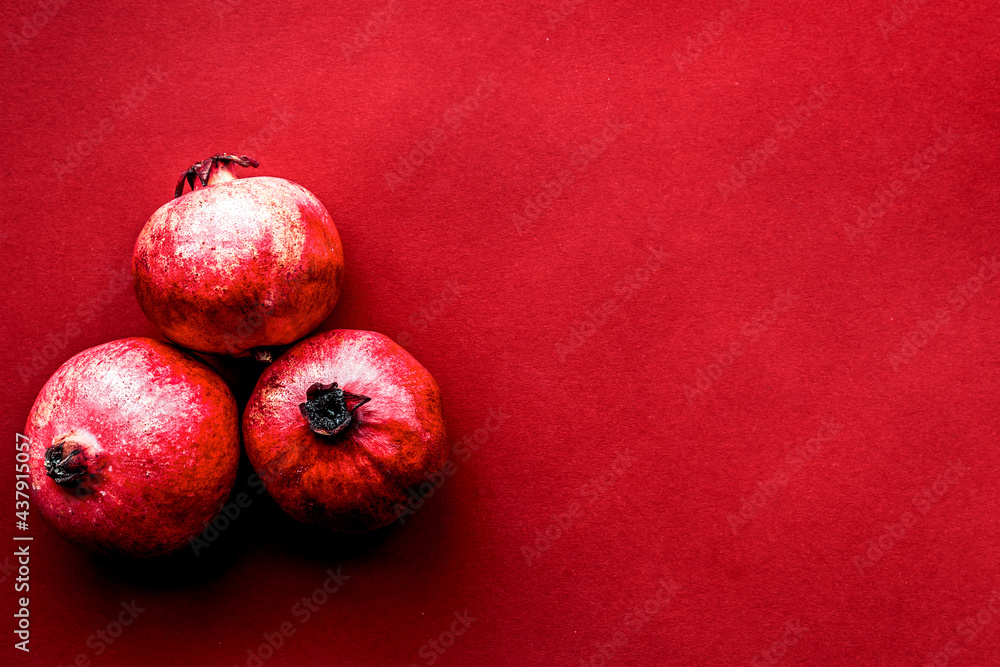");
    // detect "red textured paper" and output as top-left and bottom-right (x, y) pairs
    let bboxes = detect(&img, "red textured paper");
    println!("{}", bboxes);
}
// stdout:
(2, 1), (999, 666)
